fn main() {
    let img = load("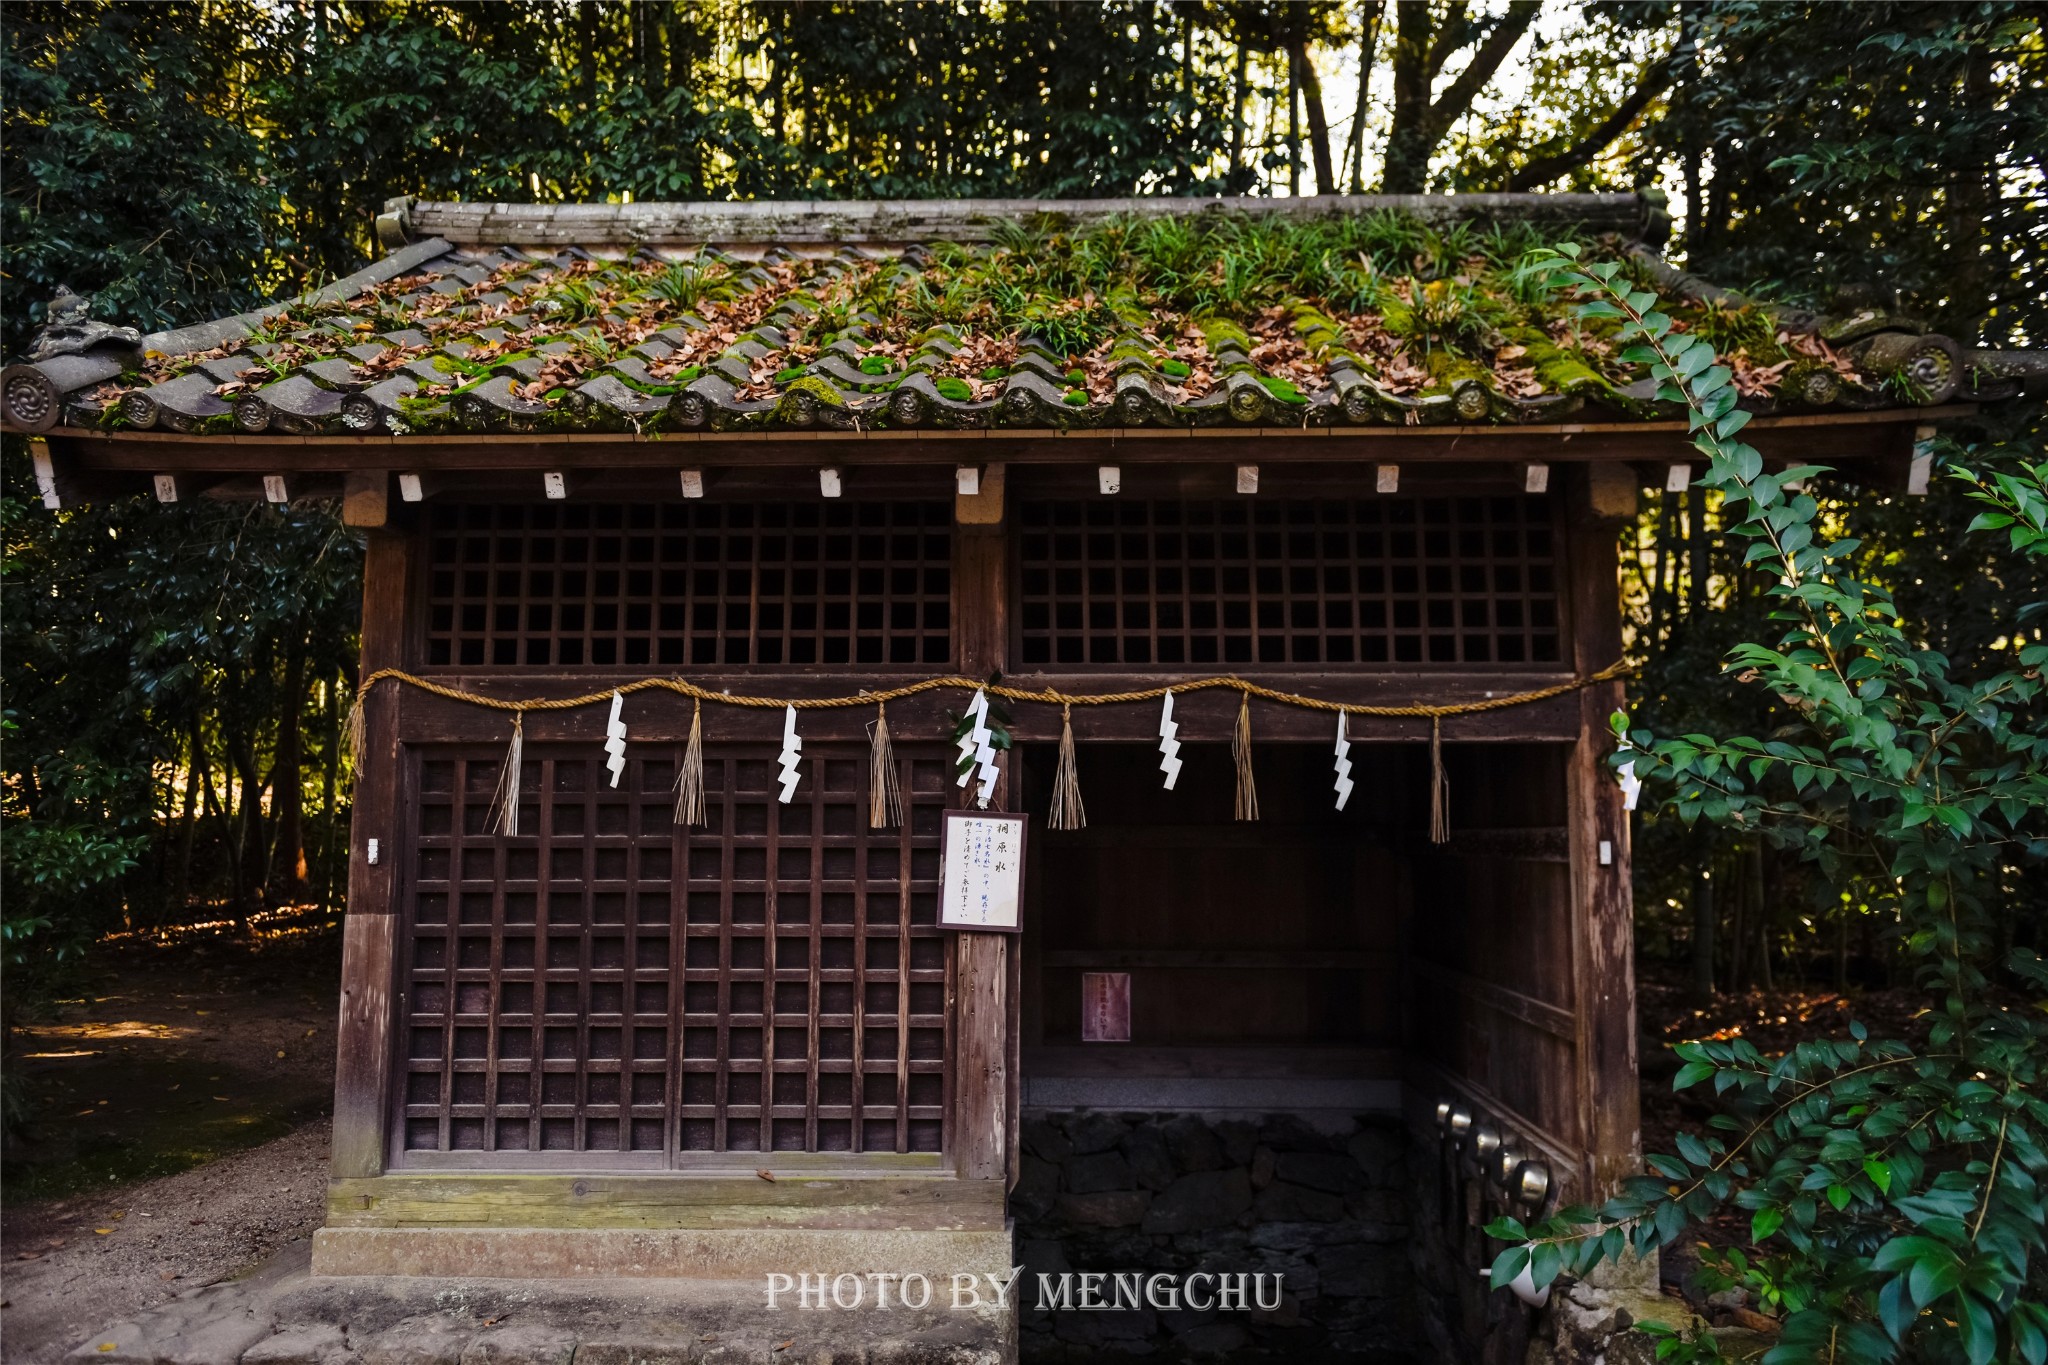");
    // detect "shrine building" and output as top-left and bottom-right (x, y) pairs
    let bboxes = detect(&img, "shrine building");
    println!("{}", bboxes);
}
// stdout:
(8, 192), (2037, 1360)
